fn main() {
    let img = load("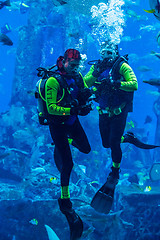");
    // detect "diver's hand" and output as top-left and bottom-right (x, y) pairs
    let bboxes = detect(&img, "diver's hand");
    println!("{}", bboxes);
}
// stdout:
(103, 78), (121, 90)
(108, 79), (121, 90)
(77, 88), (92, 105)
(92, 59), (108, 78)
(70, 104), (92, 116)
